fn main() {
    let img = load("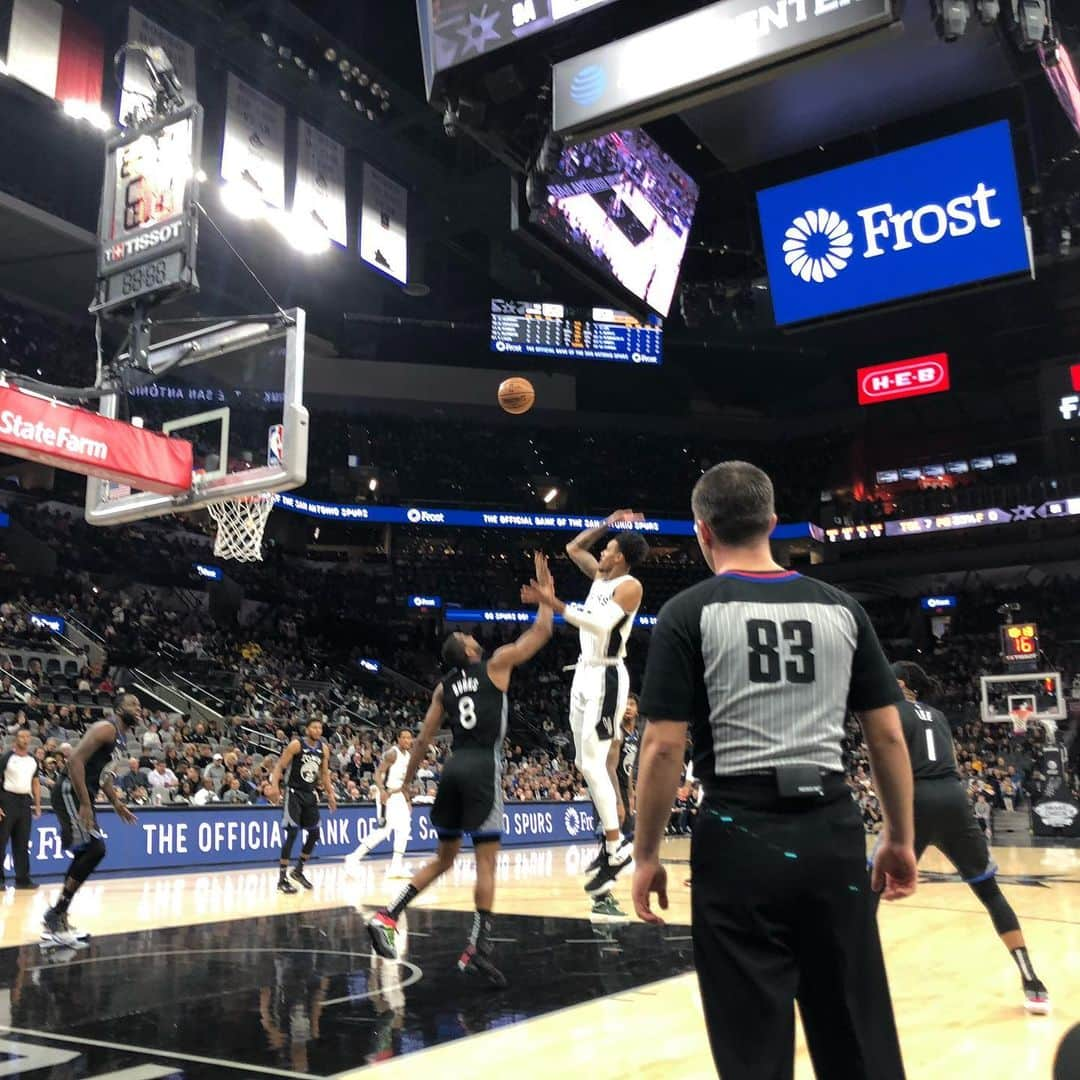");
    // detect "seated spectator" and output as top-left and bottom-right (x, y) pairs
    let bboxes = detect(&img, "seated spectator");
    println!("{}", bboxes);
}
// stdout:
(220, 777), (248, 804)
